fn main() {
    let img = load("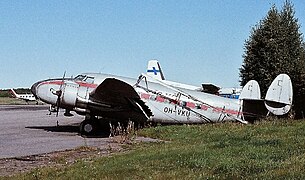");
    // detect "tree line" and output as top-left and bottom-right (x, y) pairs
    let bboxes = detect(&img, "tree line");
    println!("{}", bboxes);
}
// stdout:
(240, 1), (305, 119)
